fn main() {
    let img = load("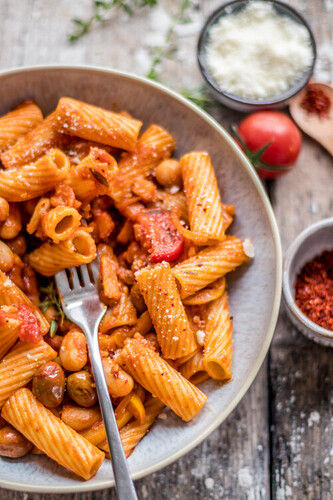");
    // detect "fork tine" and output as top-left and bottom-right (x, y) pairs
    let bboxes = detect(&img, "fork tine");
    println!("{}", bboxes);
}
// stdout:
(70, 266), (81, 289)
(89, 260), (100, 284)
(79, 264), (93, 287)
(54, 270), (71, 296)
